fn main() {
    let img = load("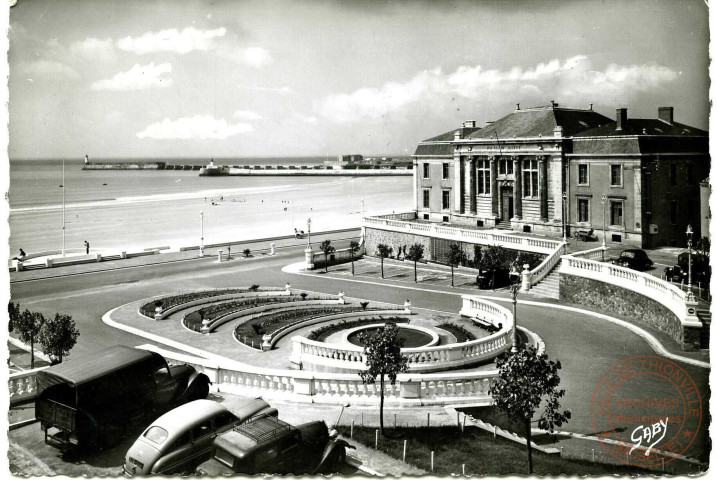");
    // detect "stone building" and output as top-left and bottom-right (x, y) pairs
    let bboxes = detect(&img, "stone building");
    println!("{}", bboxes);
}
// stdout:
(411, 102), (709, 248)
